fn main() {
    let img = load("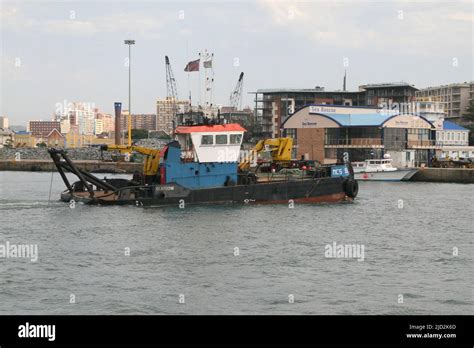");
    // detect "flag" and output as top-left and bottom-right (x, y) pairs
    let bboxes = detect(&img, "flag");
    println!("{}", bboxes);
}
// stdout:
(184, 59), (200, 72)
